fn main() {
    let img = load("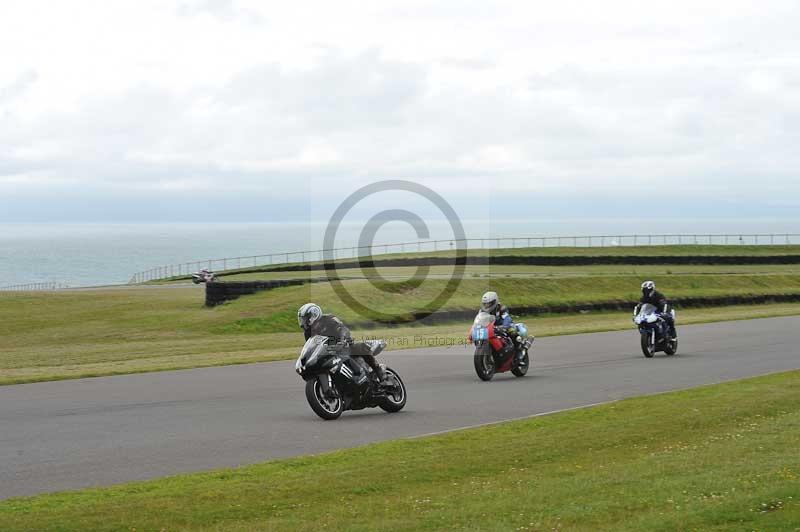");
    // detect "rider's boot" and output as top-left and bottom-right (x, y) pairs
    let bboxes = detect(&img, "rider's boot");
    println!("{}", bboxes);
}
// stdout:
(519, 336), (535, 365)
(514, 338), (527, 366)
